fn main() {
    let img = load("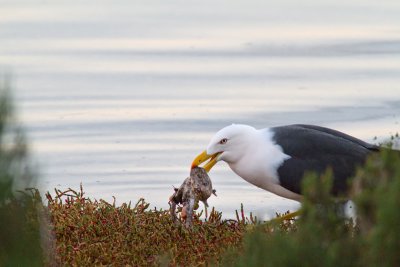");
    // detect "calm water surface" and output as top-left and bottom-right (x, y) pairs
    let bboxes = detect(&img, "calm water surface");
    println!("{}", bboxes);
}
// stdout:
(1, 0), (400, 218)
